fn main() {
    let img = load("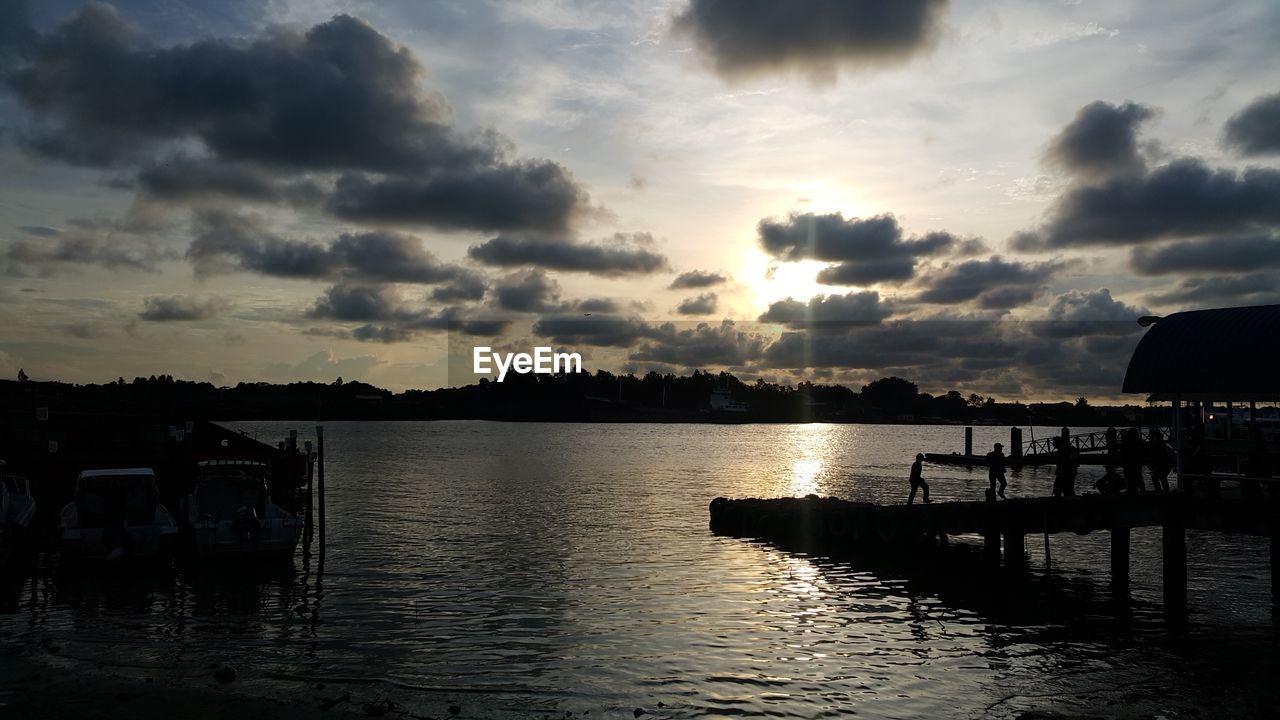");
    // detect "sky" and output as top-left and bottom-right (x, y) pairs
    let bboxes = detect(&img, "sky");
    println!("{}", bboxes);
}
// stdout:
(0, 0), (1277, 400)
